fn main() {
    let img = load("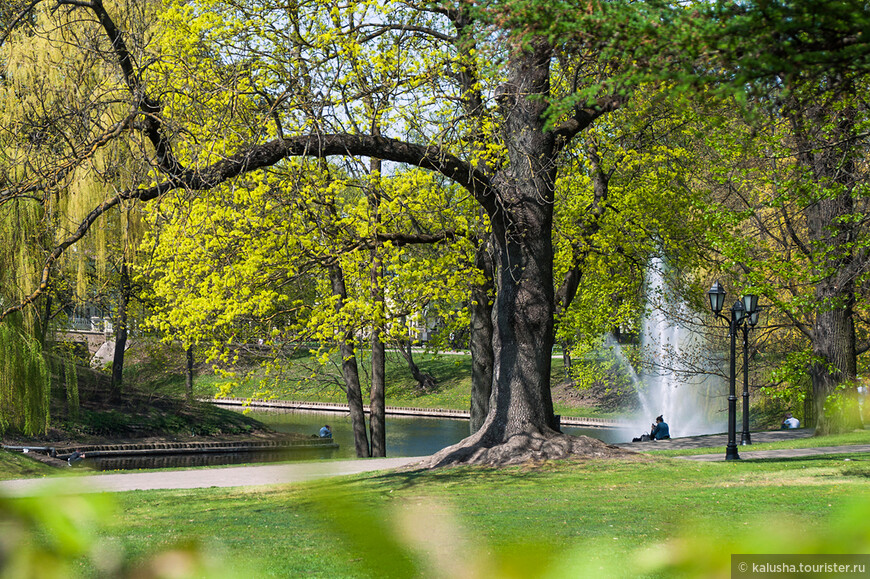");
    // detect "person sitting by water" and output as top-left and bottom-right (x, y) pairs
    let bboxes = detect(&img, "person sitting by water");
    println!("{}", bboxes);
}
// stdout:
(67, 449), (86, 466)
(650, 415), (670, 440)
(781, 412), (800, 429)
(319, 424), (332, 438)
